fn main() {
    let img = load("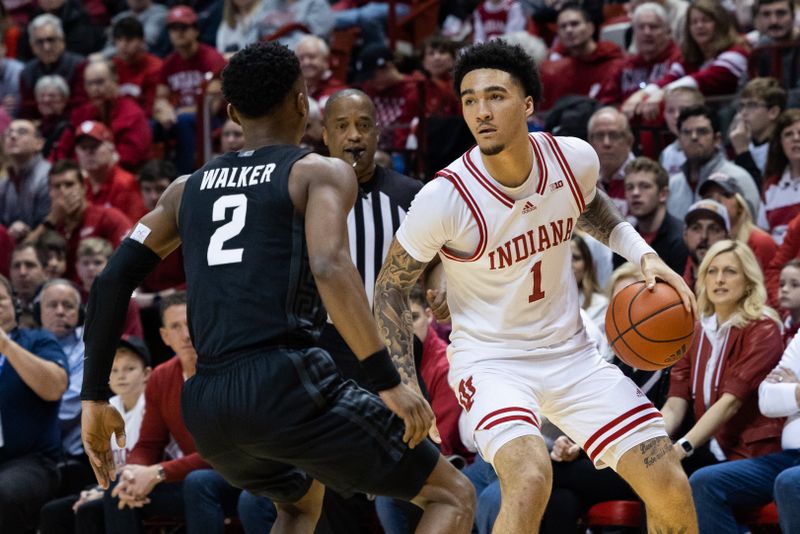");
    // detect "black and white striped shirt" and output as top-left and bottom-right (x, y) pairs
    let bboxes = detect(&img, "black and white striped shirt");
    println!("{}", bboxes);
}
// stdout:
(346, 165), (423, 309)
